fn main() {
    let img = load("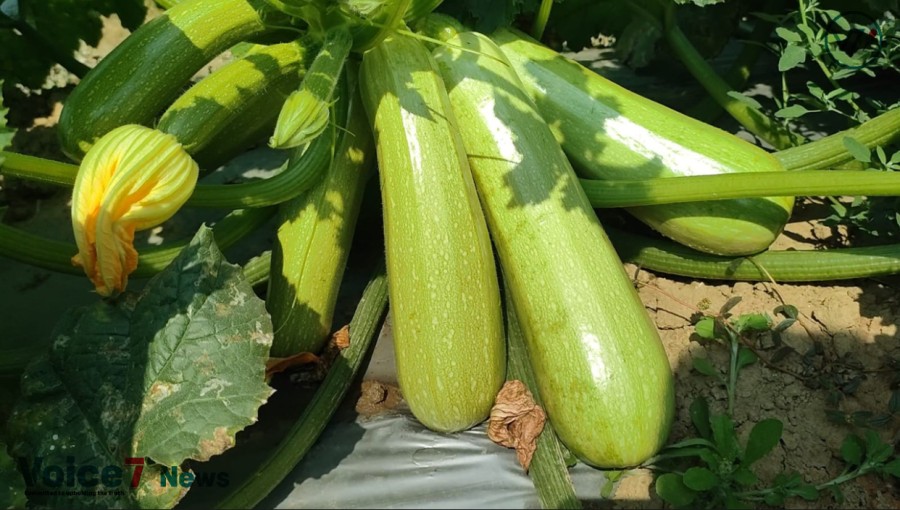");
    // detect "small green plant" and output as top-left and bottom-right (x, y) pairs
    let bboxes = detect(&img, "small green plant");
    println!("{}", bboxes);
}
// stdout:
(649, 297), (900, 508)
(689, 296), (783, 415)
